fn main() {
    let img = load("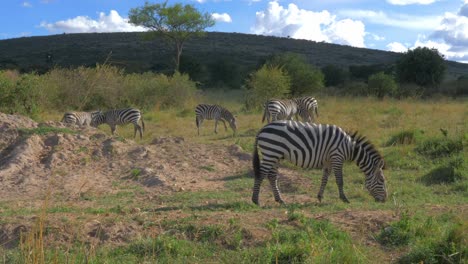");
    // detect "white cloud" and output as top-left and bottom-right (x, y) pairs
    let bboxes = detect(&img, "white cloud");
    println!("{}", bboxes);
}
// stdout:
(212, 13), (232, 23)
(386, 0), (438, 5)
(39, 10), (146, 33)
(386, 42), (408, 52)
(369, 33), (385, 41)
(339, 9), (441, 30)
(22, 1), (32, 8)
(252, 1), (367, 47)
